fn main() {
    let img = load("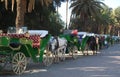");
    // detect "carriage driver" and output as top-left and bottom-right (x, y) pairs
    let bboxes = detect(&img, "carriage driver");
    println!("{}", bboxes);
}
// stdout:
(24, 31), (30, 38)
(71, 29), (79, 43)
(71, 29), (78, 36)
